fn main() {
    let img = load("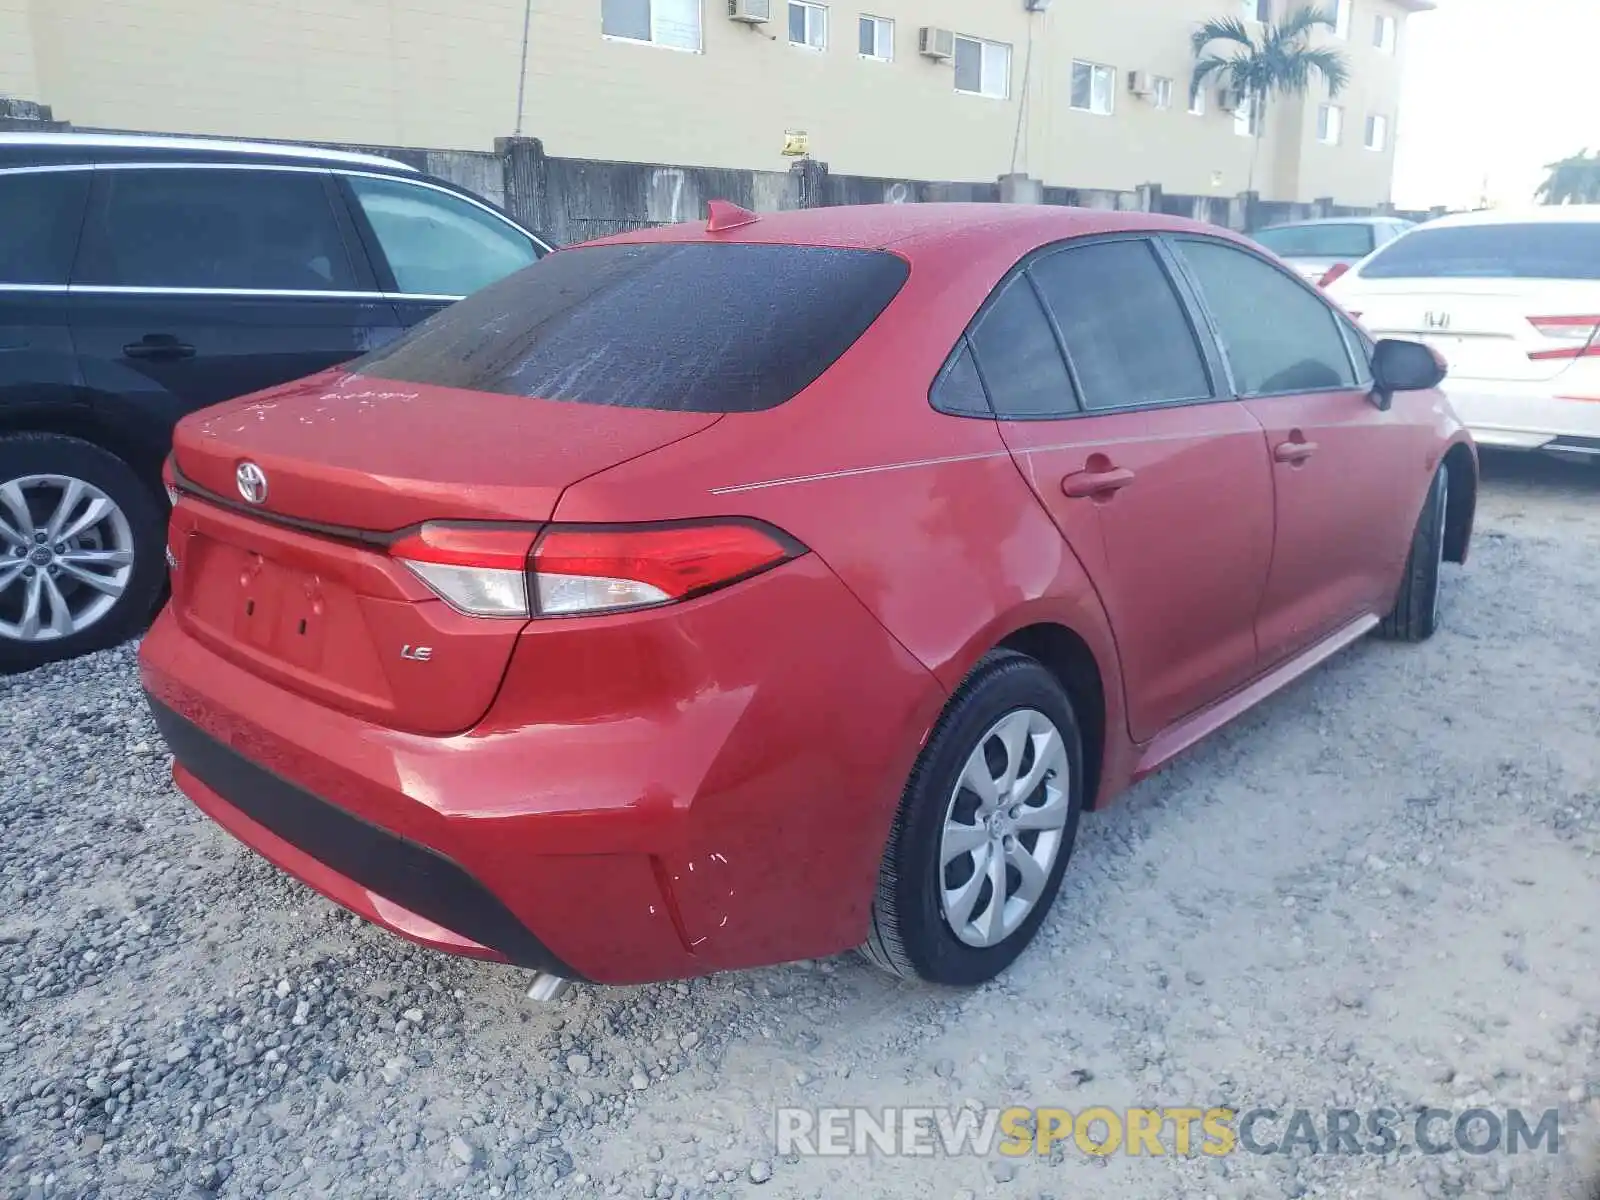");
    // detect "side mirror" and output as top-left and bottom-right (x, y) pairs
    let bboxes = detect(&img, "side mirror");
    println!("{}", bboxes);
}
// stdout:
(1370, 338), (1447, 411)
